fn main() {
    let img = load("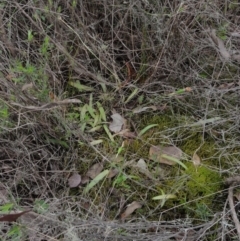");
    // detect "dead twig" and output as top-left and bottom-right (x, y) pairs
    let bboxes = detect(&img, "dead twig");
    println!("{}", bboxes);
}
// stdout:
(228, 185), (240, 239)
